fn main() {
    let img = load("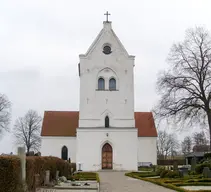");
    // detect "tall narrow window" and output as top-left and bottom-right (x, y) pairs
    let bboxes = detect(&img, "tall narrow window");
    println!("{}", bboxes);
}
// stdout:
(98, 78), (105, 90)
(105, 116), (109, 128)
(61, 146), (68, 160)
(109, 78), (116, 90)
